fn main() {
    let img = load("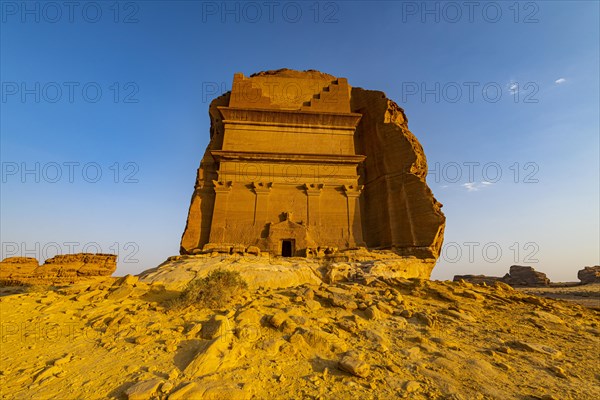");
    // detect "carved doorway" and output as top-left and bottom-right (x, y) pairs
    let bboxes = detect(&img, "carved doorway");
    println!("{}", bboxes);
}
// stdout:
(281, 239), (294, 257)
